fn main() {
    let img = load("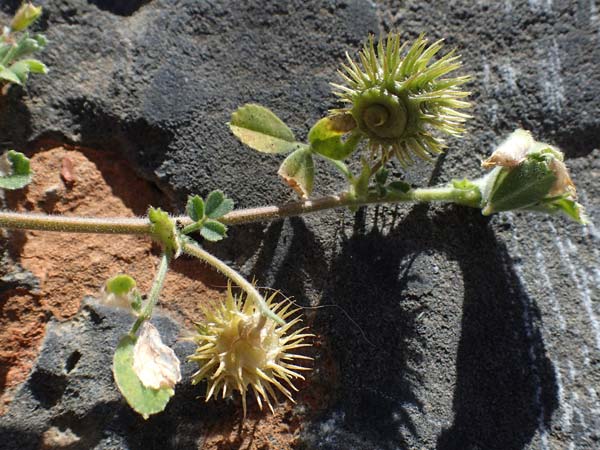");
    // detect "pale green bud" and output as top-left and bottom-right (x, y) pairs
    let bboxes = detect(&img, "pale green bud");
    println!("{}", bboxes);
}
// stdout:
(479, 129), (587, 223)
(10, 3), (42, 32)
